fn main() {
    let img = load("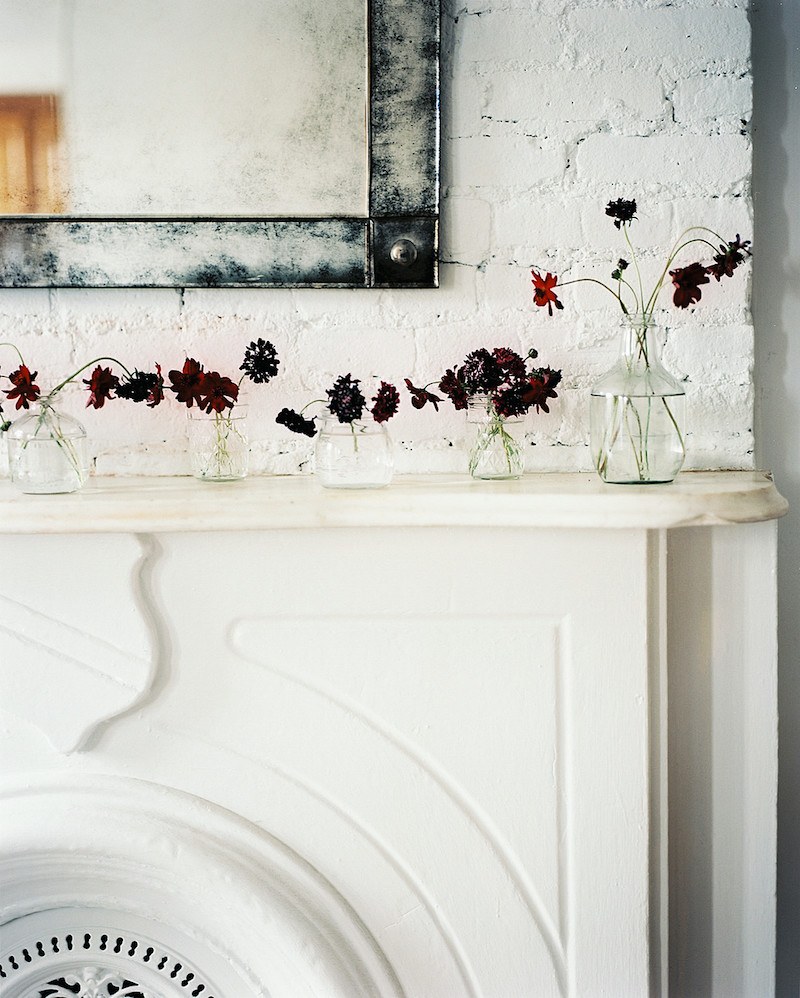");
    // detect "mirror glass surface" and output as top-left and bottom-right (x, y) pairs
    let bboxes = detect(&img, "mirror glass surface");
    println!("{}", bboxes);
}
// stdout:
(0, 0), (367, 216)
(0, 0), (439, 288)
